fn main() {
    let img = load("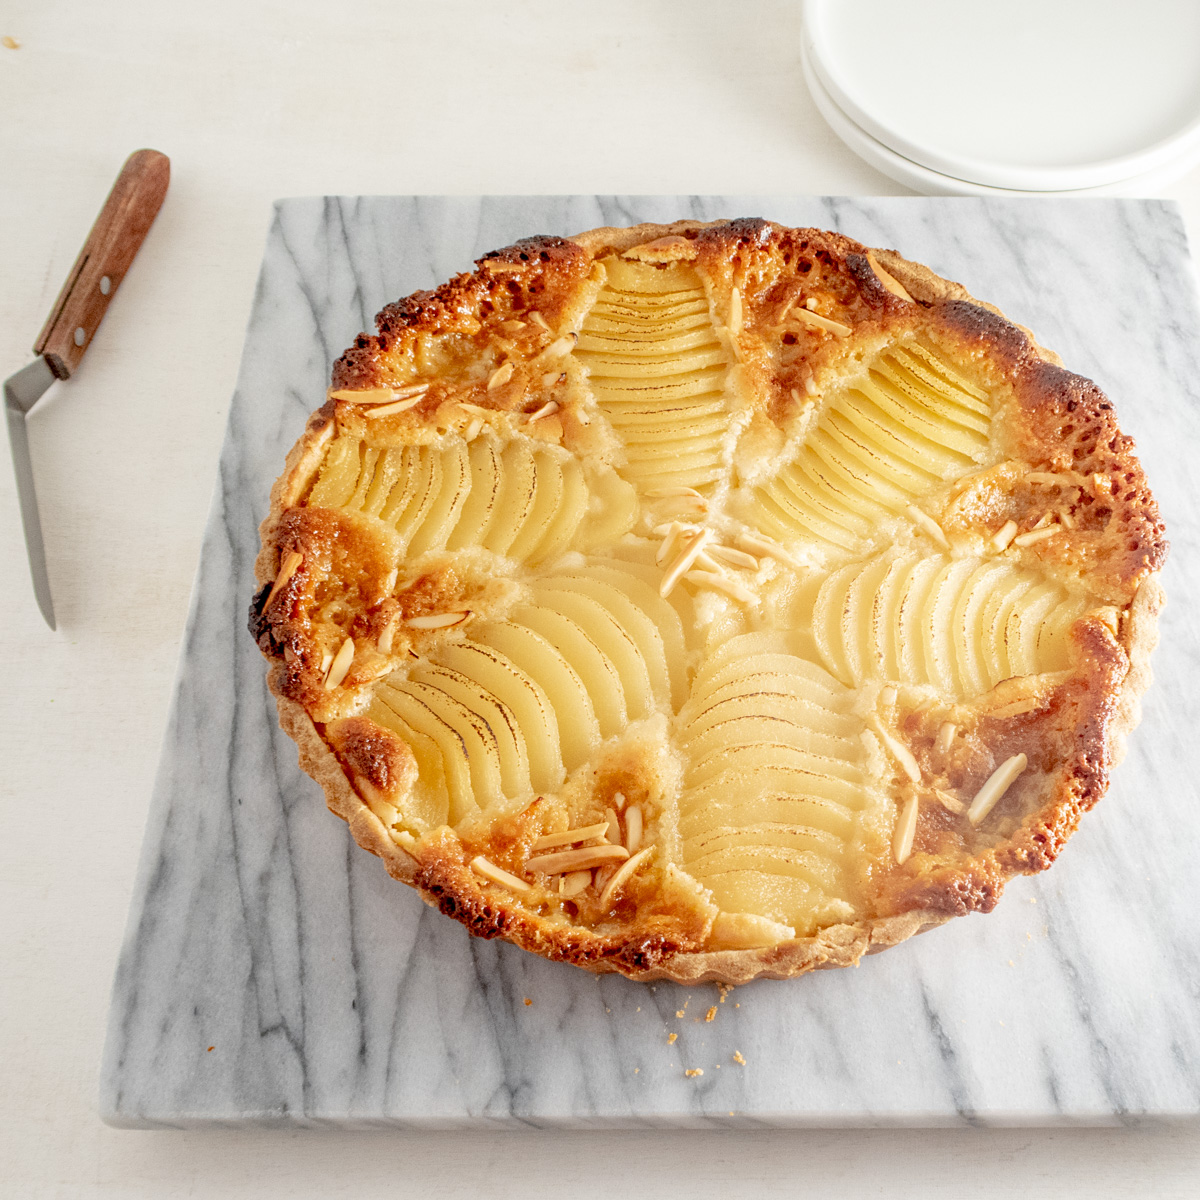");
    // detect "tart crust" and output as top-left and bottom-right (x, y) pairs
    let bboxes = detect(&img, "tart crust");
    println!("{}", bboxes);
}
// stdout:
(250, 219), (1166, 983)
